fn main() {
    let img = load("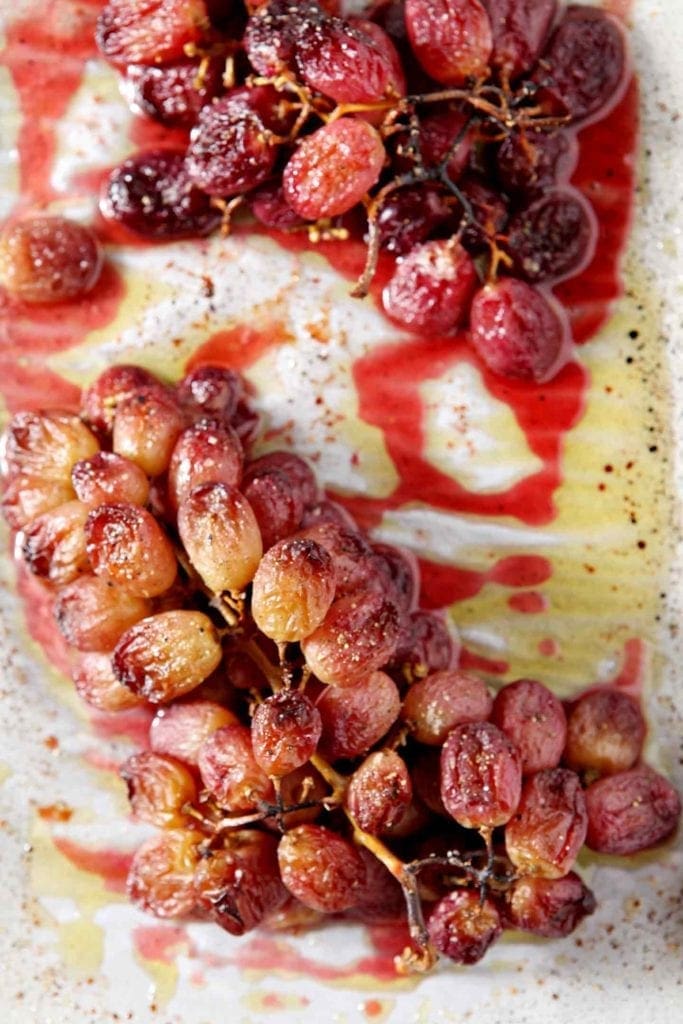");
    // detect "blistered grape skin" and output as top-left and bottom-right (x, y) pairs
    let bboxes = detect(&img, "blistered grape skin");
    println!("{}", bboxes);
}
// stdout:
(283, 118), (385, 220)
(54, 574), (151, 652)
(503, 872), (596, 938)
(113, 385), (186, 478)
(317, 670), (401, 760)
(402, 669), (493, 746)
(392, 609), (458, 682)
(86, 503), (177, 598)
(537, 5), (628, 124)
(113, 610), (223, 703)
(81, 365), (167, 436)
(251, 691), (322, 777)
(176, 367), (244, 424)
(487, 0), (557, 80)
(72, 652), (147, 712)
(0, 475), (75, 532)
(0, 217), (103, 304)
(150, 700), (239, 766)
(428, 889), (502, 965)
(382, 239), (477, 335)
(277, 824), (367, 913)
(252, 538), (336, 643)
(491, 678), (567, 775)
(178, 482), (263, 593)
(371, 543), (419, 614)
(405, 0), (493, 86)
(194, 830), (288, 935)
(101, 150), (221, 240)
(72, 452), (150, 509)
(186, 89), (279, 198)
(122, 57), (224, 128)
(376, 185), (453, 257)
(345, 750), (412, 835)
(242, 469), (304, 551)
(245, 451), (318, 507)
(244, 0), (323, 76)
(168, 420), (244, 510)
(564, 688), (645, 777)
(96, 0), (210, 69)
(496, 129), (578, 198)
(2, 410), (100, 484)
(295, 522), (375, 598)
(127, 828), (203, 919)
(469, 278), (570, 383)
(301, 591), (401, 688)
(345, 846), (407, 925)
(198, 723), (274, 812)
(296, 16), (404, 104)
(120, 751), (197, 829)
(505, 768), (587, 878)
(506, 189), (597, 284)
(585, 767), (681, 856)
(21, 500), (90, 586)
(441, 721), (522, 830)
